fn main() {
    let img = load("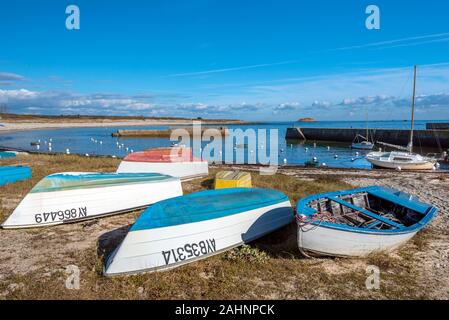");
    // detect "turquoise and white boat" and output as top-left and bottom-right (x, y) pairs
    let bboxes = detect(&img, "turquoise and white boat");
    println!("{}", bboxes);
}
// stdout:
(0, 166), (32, 186)
(104, 188), (293, 276)
(296, 186), (437, 257)
(1, 172), (183, 229)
